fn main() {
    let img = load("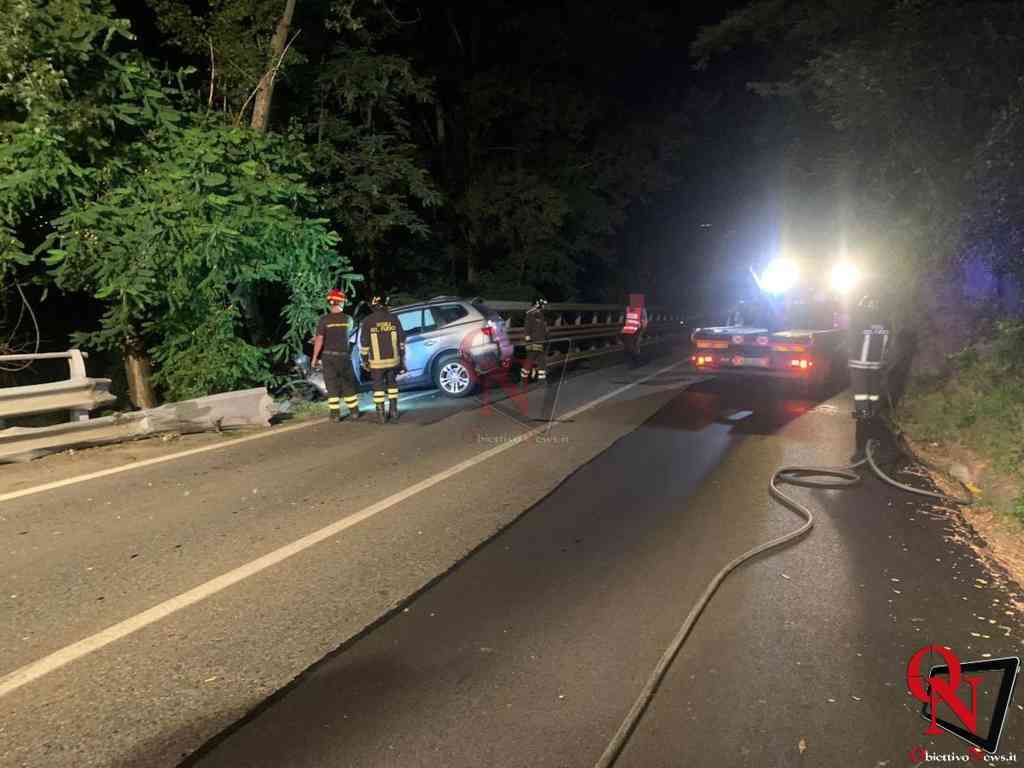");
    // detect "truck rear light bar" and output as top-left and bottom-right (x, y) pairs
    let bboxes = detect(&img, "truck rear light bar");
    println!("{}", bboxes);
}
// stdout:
(772, 343), (807, 353)
(694, 340), (729, 349)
